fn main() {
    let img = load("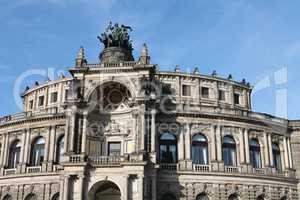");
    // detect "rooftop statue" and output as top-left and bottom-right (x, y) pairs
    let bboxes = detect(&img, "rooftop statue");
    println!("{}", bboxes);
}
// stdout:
(98, 22), (133, 50)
